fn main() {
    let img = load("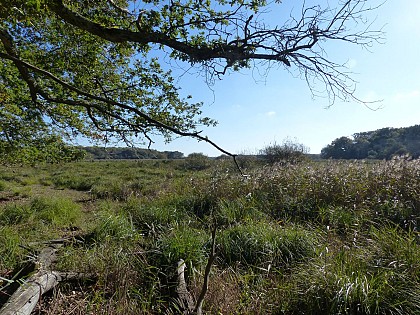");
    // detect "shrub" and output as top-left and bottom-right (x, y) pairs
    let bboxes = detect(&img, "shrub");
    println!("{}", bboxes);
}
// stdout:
(259, 139), (309, 165)
(182, 153), (211, 171)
